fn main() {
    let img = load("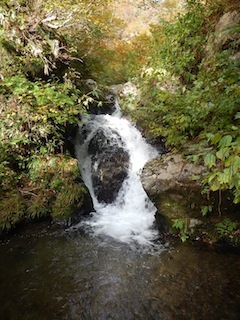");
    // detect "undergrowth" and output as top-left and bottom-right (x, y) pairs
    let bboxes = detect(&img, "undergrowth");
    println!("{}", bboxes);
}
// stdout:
(124, 0), (240, 210)
(0, 154), (87, 231)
